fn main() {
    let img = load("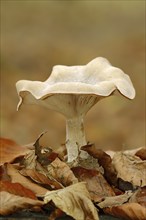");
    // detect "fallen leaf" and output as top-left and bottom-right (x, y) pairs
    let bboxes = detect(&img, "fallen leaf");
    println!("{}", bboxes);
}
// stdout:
(72, 166), (115, 202)
(47, 157), (78, 186)
(0, 191), (43, 215)
(20, 169), (63, 190)
(54, 144), (67, 160)
(117, 178), (135, 191)
(0, 138), (30, 165)
(34, 132), (58, 166)
(0, 181), (37, 199)
(72, 155), (101, 172)
(98, 189), (146, 219)
(104, 203), (146, 220)
(22, 150), (37, 169)
(106, 147), (145, 159)
(135, 147), (146, 160)
(6, 163), (48, 196)
(129, 186), (146, 207)
(97, 191), (133, 209)
(21, 150), (51, 177)
(48, 208), (64, 220)
(0, 164), (11, 181)
(81, 144), (118, 186)
(112, 152), (146, 187)
(124, 147), (145, 156)
(21, 153), (64, 190)
(44, 182), (99, 220)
